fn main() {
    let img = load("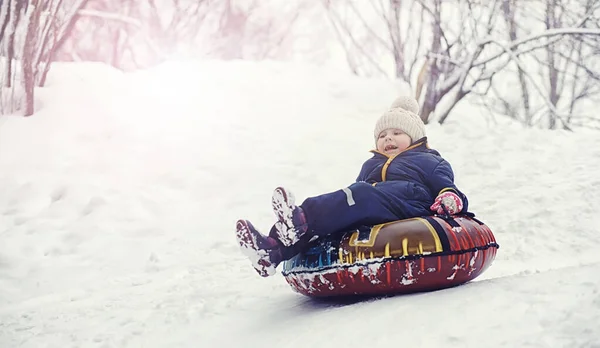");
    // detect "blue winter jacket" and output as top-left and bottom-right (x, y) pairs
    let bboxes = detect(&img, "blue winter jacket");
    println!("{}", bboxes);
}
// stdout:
(356, 137), (469, 217)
